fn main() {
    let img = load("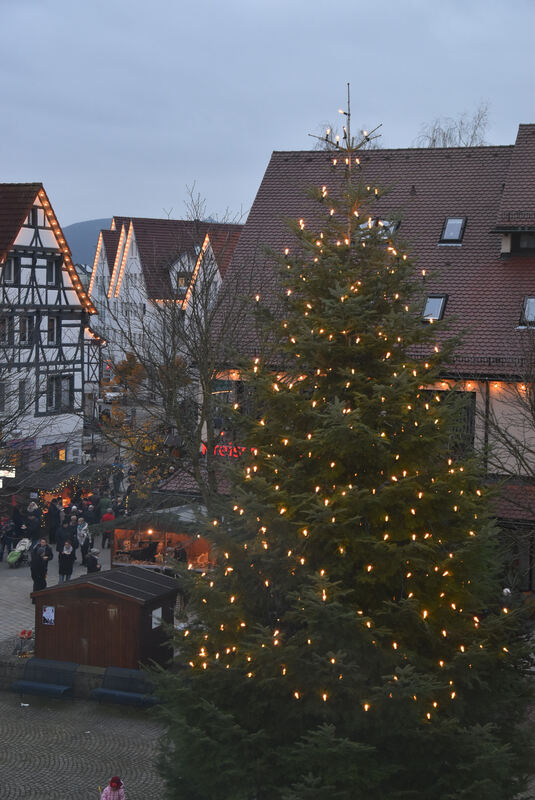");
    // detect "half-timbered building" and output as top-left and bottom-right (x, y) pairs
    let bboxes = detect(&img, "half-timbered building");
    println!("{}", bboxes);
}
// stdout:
(0, 183), (101, 466)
